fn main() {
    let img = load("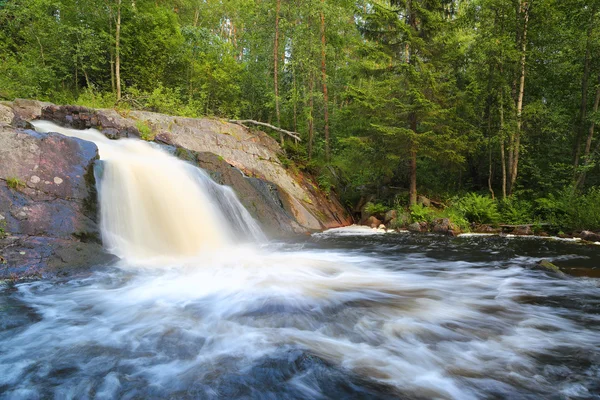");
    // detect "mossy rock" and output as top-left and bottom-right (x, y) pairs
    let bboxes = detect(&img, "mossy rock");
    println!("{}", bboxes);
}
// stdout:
(534, 259), (565, 277)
